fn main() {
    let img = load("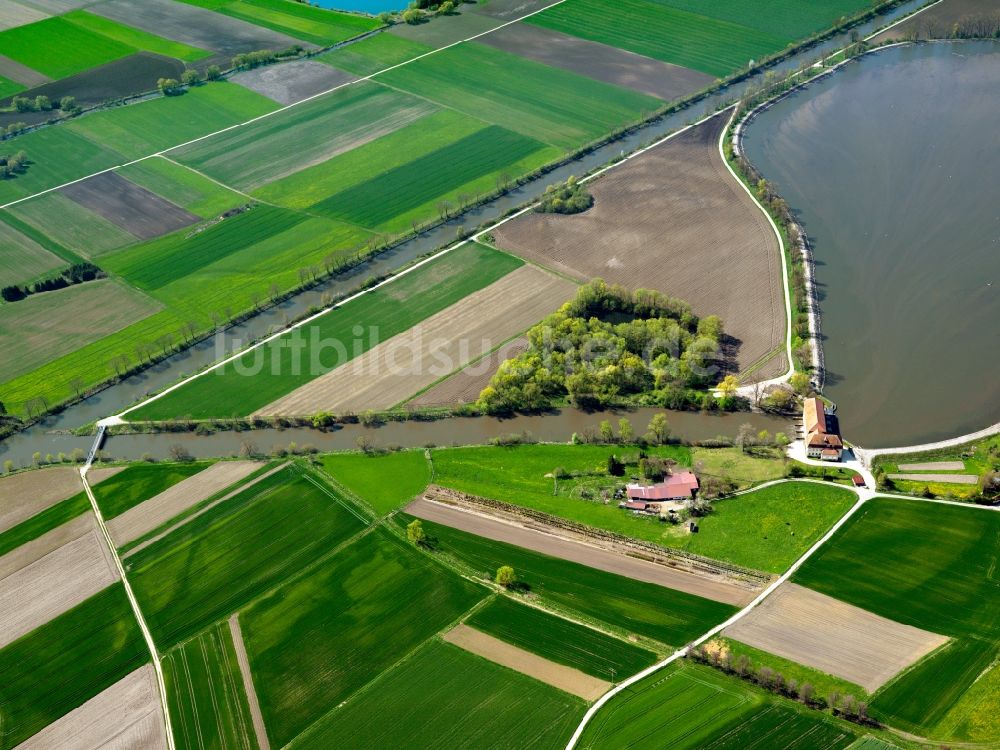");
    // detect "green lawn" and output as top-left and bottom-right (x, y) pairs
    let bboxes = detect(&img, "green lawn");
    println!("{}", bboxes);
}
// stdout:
(242, 528), (485, 747)
(90, 461), (212, 520)
(62, 10), (210, 62)
(126, 242), (522, 420)
(319, 32), (432, 76)
(405, 514), (736, 647)
(320, 449), (430, 515)
(117, 157), (246, 219)
(0, 585), (148, 750)
(466, 596), (658, 680)
(690, 446), (788, 485)
(377, 41), (662, 150)
(163, 622), (257, 750)
(129, 465), (367, 649)
(294, 639), (585, 750)
(578, 660), (856, 750)
(0, 492), (90, 558)
(174, 82), (435, 191)
(209, 0), (381, 46)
